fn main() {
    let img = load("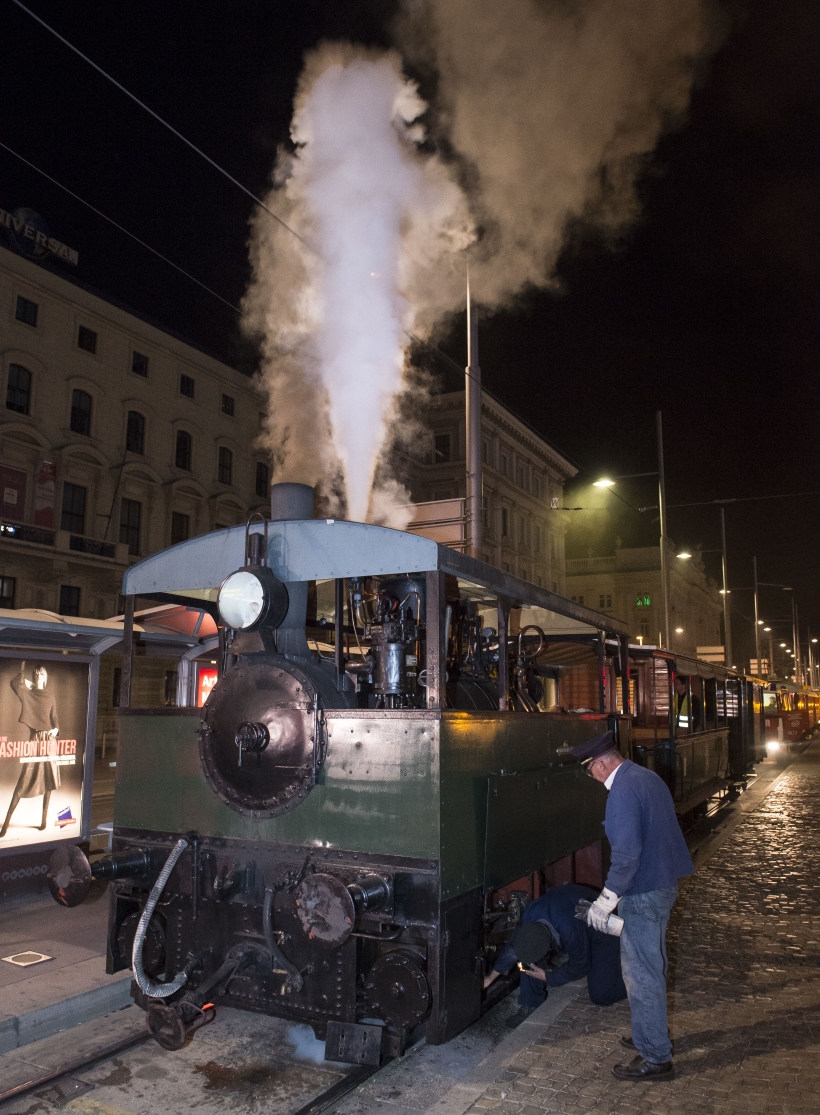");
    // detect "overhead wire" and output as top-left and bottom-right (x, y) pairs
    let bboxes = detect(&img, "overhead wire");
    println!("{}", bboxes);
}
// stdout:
(9, 0), (311, 250)
(0, 140), (244, 316)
